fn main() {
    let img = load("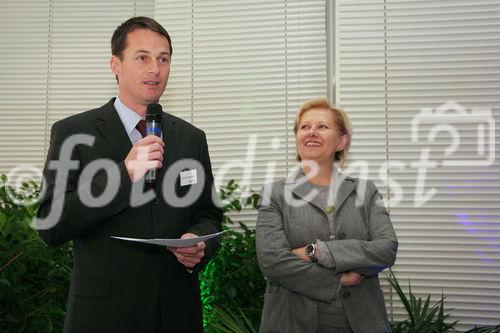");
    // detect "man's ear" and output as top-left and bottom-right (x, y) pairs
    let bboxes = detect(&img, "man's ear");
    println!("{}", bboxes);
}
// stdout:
(110, 55), (121, 76)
